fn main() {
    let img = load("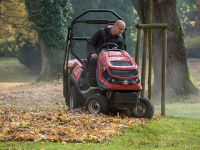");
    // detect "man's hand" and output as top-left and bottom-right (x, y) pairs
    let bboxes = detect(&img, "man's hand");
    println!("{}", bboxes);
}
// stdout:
(91, 54), (97, 58)
(112, 47), (117, 49)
